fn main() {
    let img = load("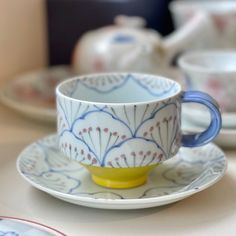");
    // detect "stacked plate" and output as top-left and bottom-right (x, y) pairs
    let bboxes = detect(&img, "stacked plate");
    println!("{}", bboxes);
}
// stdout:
(0, 66), (74, 123)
